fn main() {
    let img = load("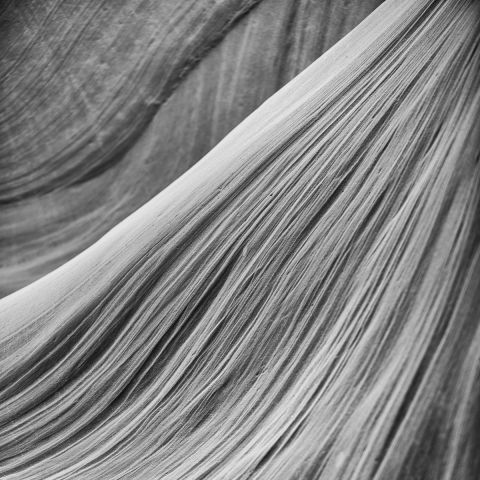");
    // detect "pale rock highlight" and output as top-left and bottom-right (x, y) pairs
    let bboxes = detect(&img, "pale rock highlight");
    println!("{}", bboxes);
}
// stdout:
(0, 0), (479, 479)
